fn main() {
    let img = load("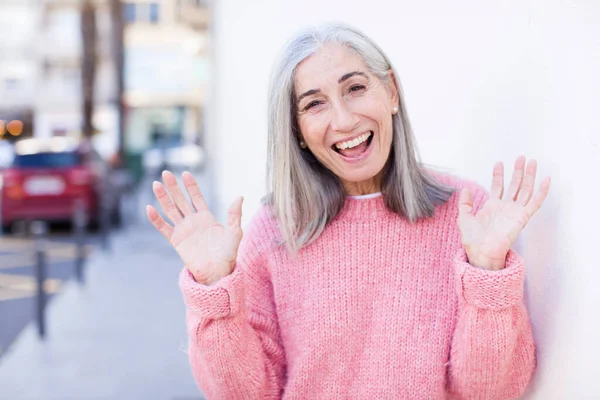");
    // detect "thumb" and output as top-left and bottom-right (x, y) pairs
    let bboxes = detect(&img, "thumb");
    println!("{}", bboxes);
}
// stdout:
(227, 196), (244, 232)
(458, 188), (474, 217)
